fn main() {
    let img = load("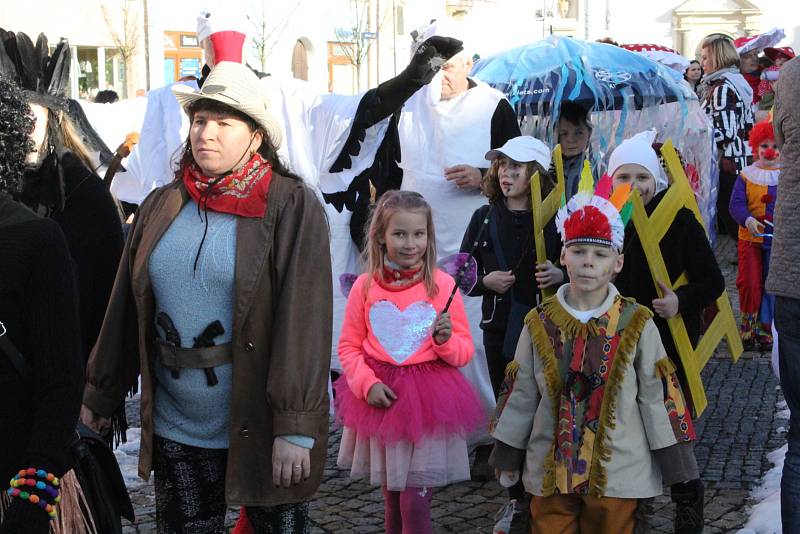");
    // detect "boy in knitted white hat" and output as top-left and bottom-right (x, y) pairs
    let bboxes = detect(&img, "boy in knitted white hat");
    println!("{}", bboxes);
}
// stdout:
(490, 176), (698, 533)
(612, 130), (721, 534)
